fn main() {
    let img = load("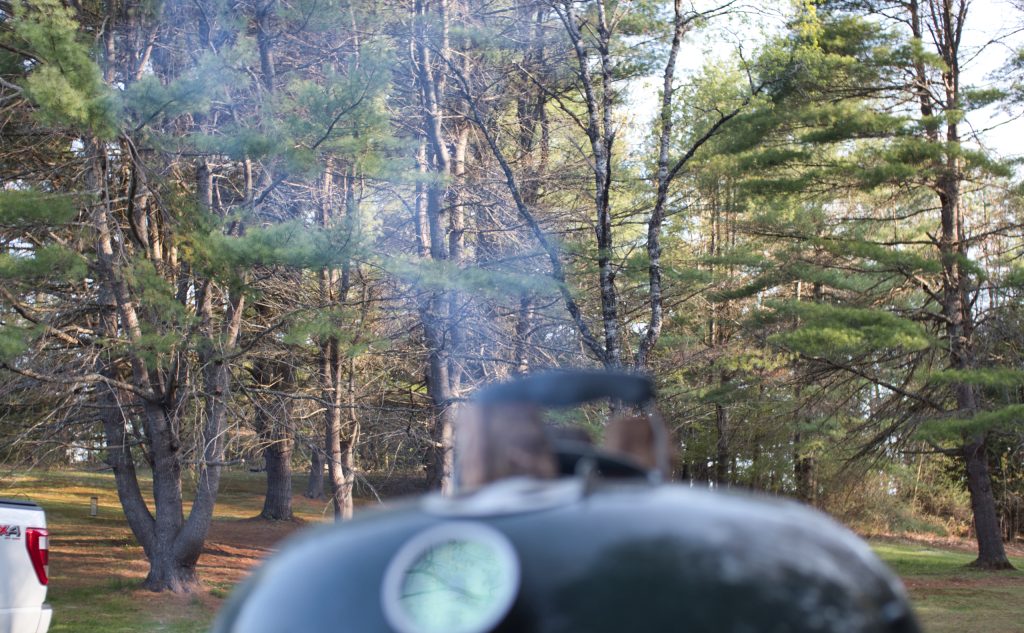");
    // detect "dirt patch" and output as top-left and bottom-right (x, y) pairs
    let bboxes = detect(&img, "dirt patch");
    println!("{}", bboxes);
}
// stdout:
(198, 517), (310, 588)
(50, 520), (150, 590)
(903, 573), (1024, 591)
(207, 516), (307, 552)
(50, 513), (310, 597)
